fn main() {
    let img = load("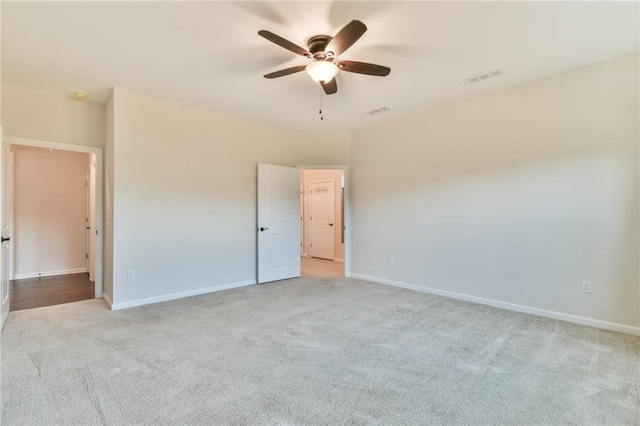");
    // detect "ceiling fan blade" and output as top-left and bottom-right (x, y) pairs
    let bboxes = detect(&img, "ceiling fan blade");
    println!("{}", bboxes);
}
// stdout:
(263, 65), (307, 79)
(338, 60), (391, 77)
(258, 30), (310, 57)
(326, 20), (367, 56)
(321, 78), (337, 95)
